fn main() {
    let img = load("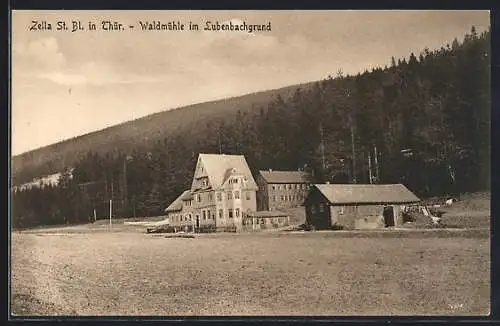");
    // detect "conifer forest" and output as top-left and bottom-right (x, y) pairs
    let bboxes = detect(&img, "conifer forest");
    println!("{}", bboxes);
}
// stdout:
(11, 27), (490, 228)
